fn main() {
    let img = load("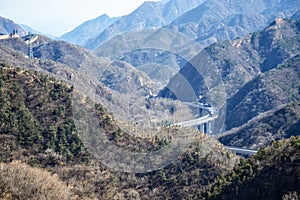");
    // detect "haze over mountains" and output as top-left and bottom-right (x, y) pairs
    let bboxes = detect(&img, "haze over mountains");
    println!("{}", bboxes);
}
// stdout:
(62, 0), (300, 91)
(58, 0), (300, 53)
(61, 14), (120, 46)
(0, 0), (300, 199)
(84, 0), (206, 49)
